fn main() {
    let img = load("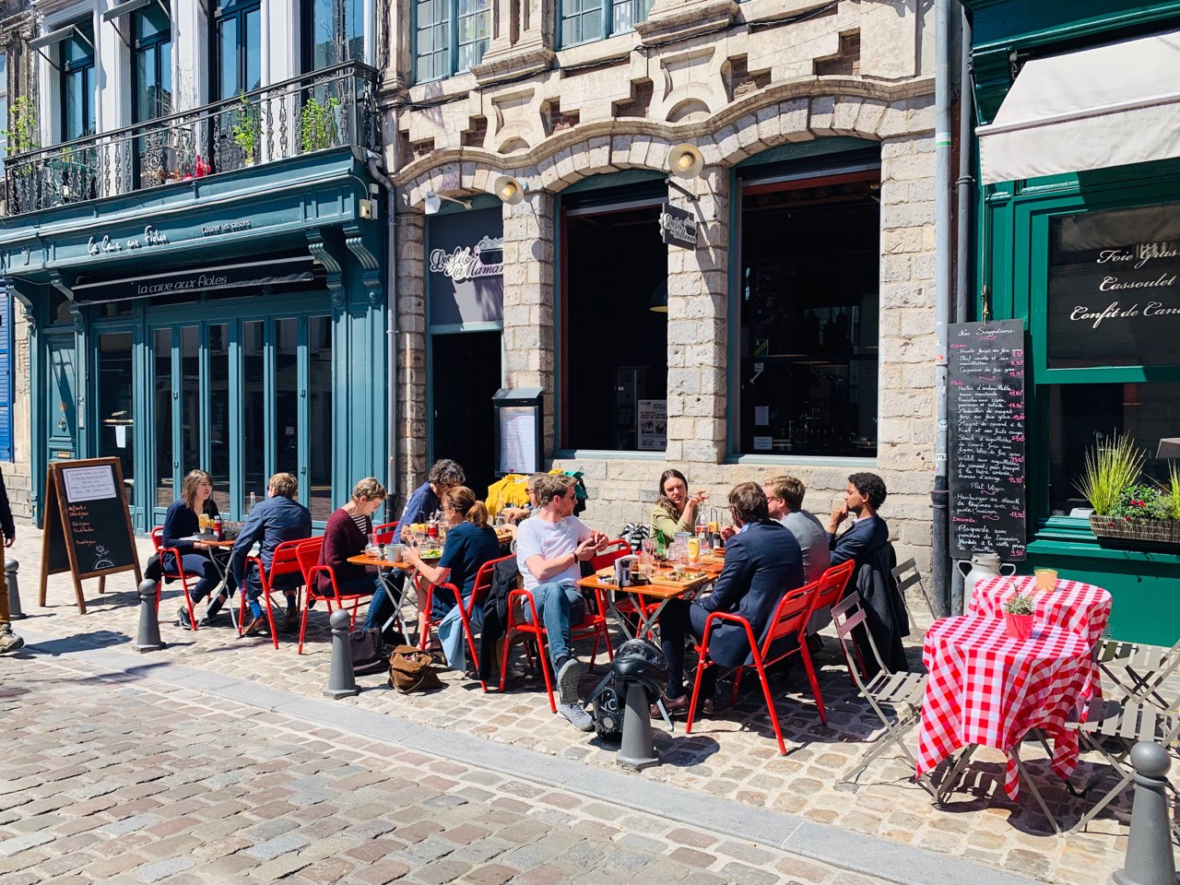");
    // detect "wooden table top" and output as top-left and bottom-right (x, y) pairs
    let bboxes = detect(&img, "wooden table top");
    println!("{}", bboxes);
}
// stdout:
(577, 565), (714, 597)
(183, 536), (237, 548)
